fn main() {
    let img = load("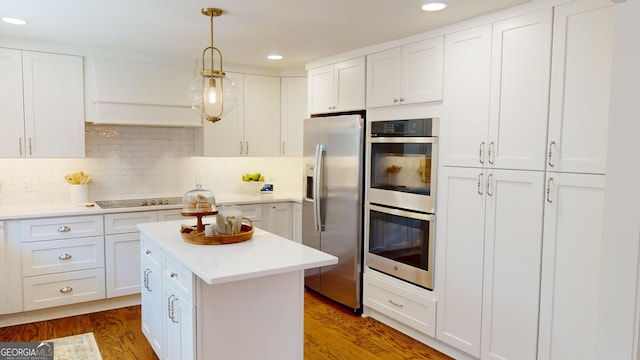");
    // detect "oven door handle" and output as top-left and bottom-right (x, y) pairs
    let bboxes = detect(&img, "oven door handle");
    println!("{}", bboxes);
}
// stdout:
(367, 203), (435, 221)
(368, 137), (437, 144)
(314, 144), (326, 231)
